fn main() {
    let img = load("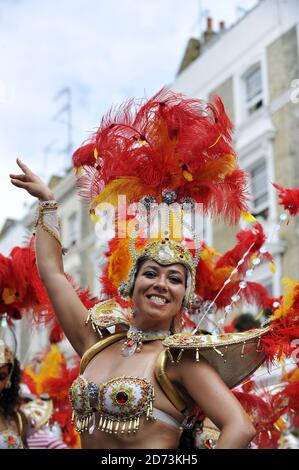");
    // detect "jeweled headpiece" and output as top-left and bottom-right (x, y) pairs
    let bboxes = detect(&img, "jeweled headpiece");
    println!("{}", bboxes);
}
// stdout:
(119, 238), (196, 308)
